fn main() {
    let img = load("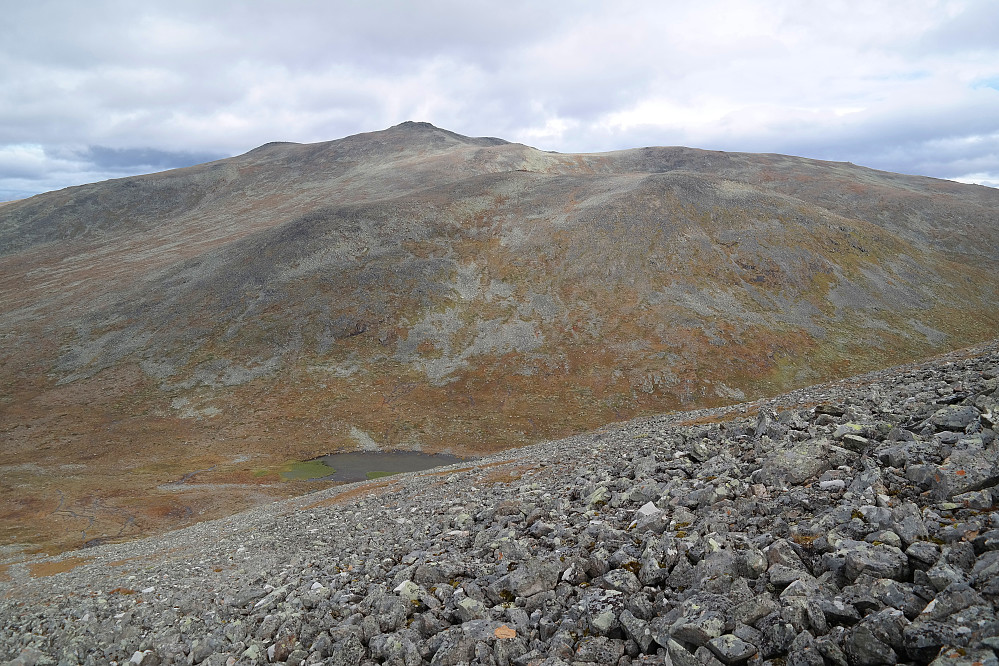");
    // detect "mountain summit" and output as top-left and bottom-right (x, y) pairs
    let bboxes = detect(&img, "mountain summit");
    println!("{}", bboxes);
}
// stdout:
(1, 123), (998, 553)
